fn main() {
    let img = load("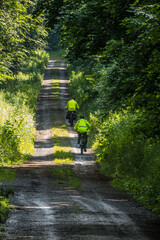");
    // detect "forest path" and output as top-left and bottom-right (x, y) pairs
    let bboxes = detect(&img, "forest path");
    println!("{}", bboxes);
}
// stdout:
(2, 57), (160, 240)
